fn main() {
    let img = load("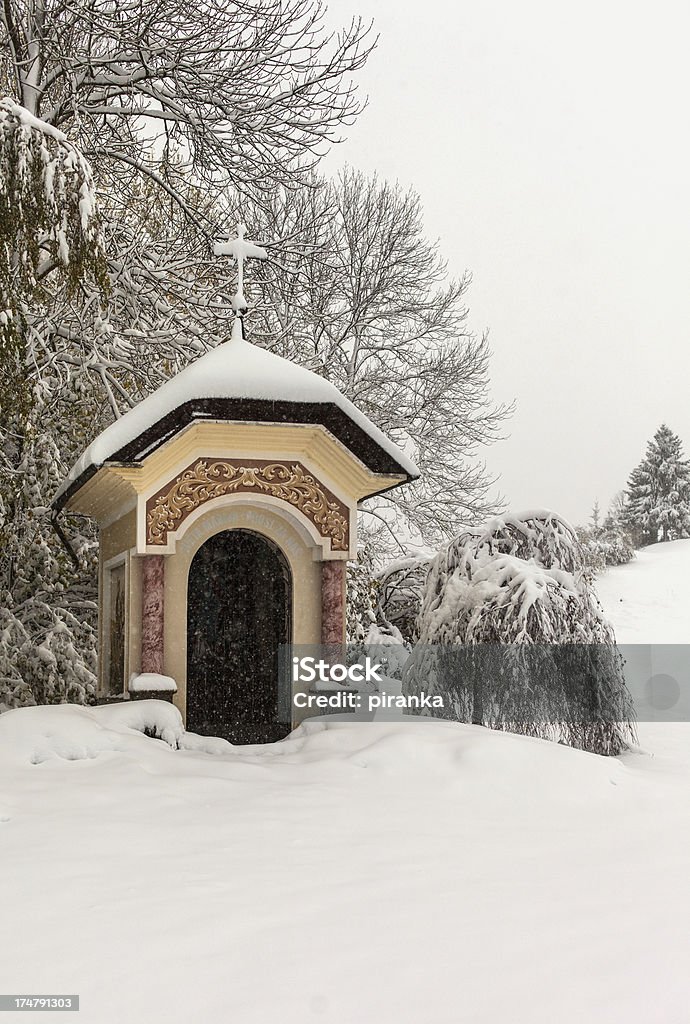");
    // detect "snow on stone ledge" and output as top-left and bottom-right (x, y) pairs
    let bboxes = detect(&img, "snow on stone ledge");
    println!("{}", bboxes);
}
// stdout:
(128, 672), (177, 693)
(177, 731), (235, 755)
(93, 700), (184, 747)
(0, 701), (185, 765)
